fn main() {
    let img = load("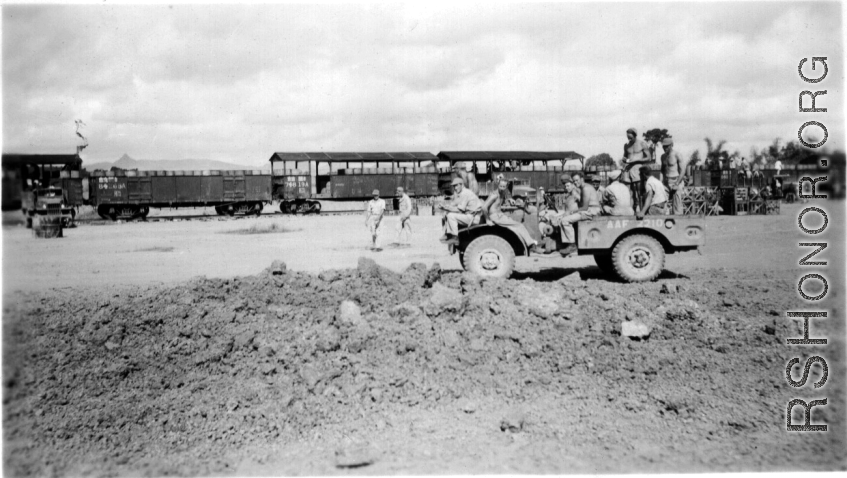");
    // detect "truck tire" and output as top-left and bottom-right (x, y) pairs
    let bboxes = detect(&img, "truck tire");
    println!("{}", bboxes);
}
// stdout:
(611, 234), (665, 283)
(593, 253), (613, 274)
(463, 235), (515, 279)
